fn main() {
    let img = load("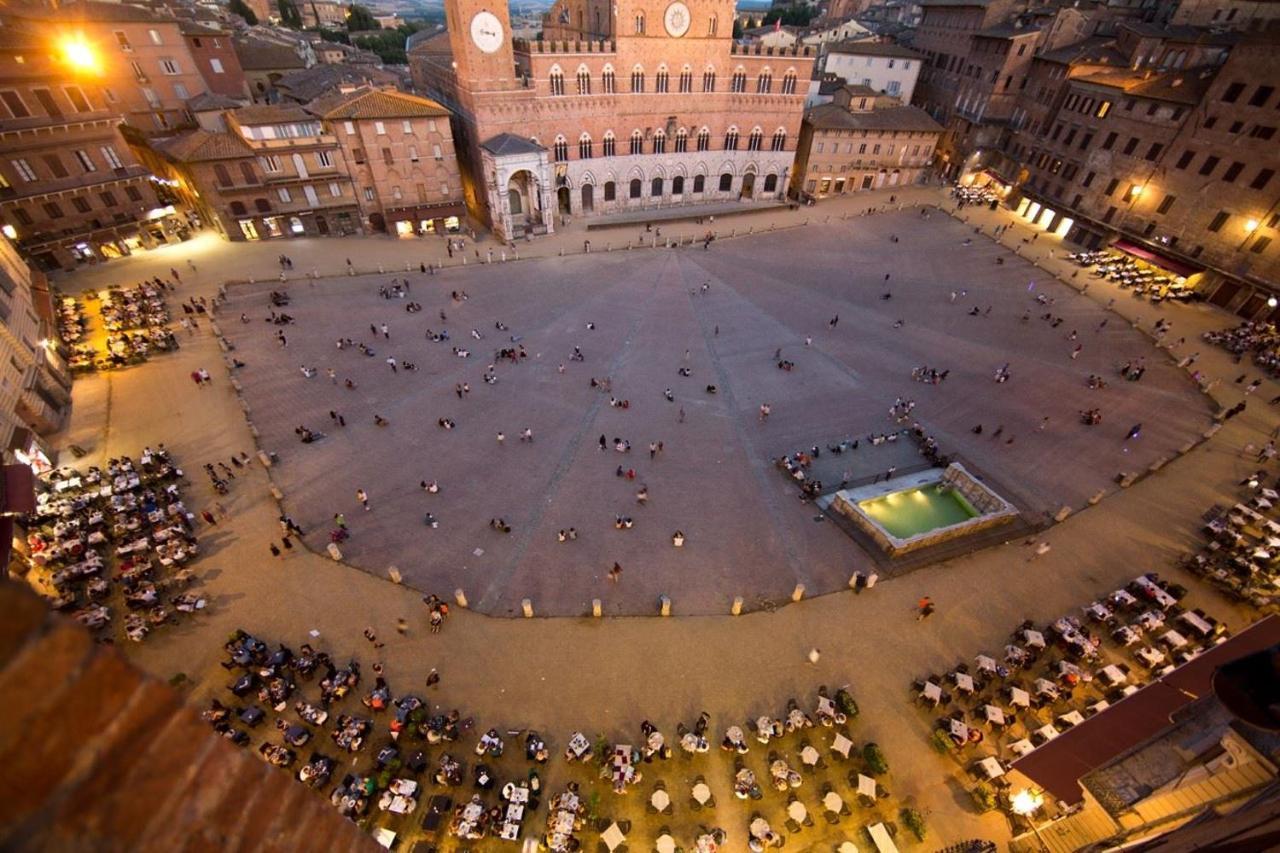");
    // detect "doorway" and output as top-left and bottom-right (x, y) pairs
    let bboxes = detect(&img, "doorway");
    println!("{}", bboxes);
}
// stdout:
(739, 173), (755, 199)
(557, 186), (571, 215)
(581, 184), (594, 212)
